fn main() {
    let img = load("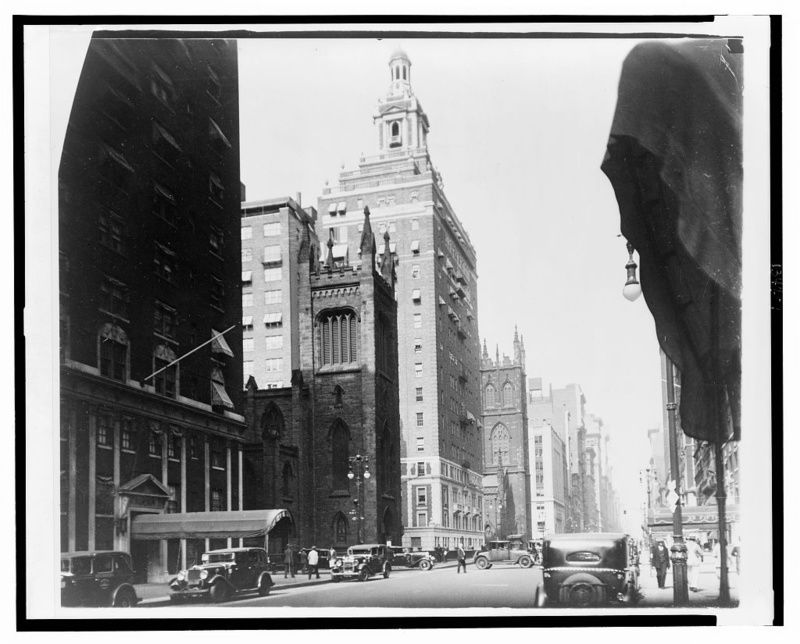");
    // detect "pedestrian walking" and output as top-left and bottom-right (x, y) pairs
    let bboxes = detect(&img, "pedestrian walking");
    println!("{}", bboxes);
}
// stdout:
(283, 544), (295, 578)
(456, 542), (467, 574)
(650, 540), (670, 589)
(307, 545), (320, 579)
(686, 537), (703, 591)
(299, 548), (308, 575)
